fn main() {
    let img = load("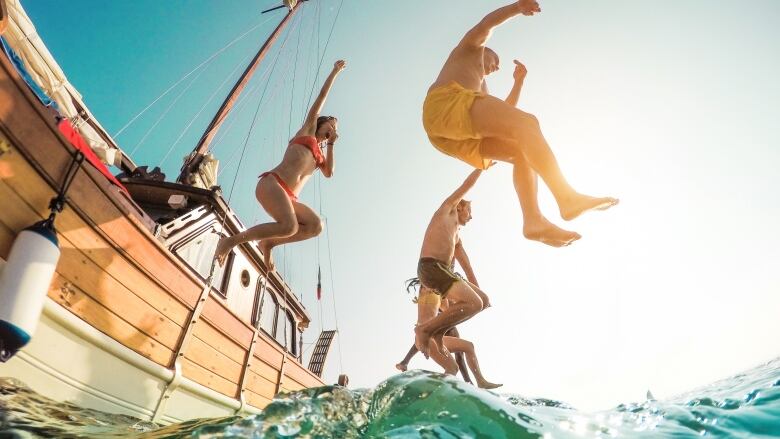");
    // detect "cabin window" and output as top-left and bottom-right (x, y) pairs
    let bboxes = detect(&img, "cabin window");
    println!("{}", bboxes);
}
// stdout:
(275, 309), (288, 347)
(240, 269), (251, 288)
(258, 291), (278, 336)
(287, 313), (297, 355)
(171, 228), (227, 294)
